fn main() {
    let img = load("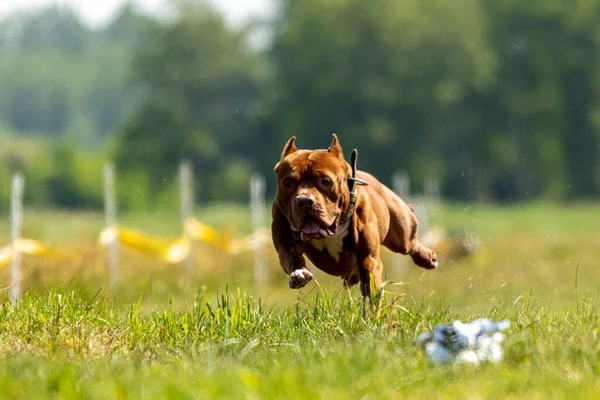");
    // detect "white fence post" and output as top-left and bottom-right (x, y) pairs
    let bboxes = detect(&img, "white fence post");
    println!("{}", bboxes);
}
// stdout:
(250, 174), (267, 291)
(179, 159), (194, 274)
(392, 171), (410, 201)
(10, 172), (24, 307)
(103, 162), (118, 292)
(392, 171), (410, 275)
(424, 173), (441, 214)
